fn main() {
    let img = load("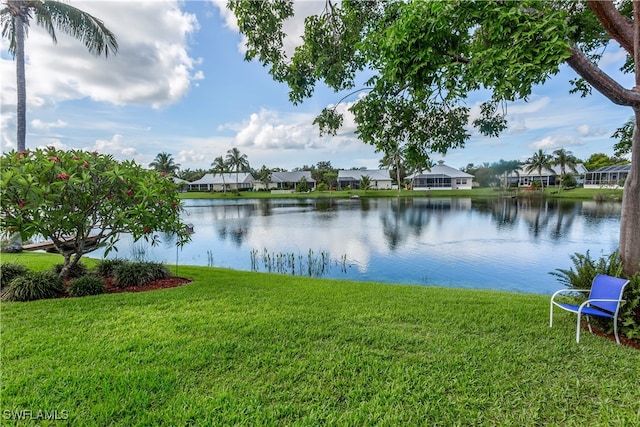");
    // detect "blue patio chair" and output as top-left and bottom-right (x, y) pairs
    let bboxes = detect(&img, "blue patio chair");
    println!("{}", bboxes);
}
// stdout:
(550, 274), (630, 344)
